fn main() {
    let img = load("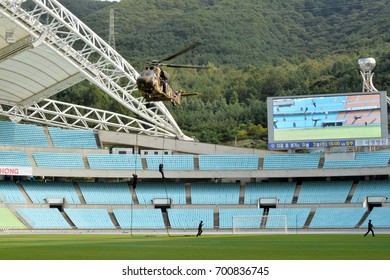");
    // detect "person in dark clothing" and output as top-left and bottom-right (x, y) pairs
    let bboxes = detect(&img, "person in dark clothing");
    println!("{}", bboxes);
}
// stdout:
(159, 163), (165, 179)
(132, 174), (138, 189)
(196, 220), (204, 237)
(364, 219), (375, 237)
